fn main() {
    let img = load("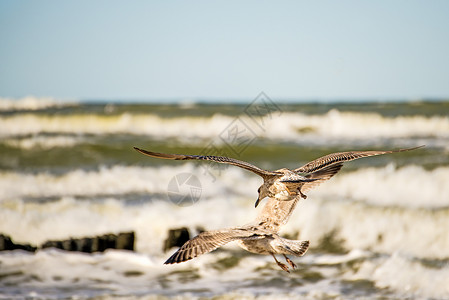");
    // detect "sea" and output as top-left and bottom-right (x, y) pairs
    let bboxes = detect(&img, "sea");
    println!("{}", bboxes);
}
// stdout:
(0, 96), (448, 300)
